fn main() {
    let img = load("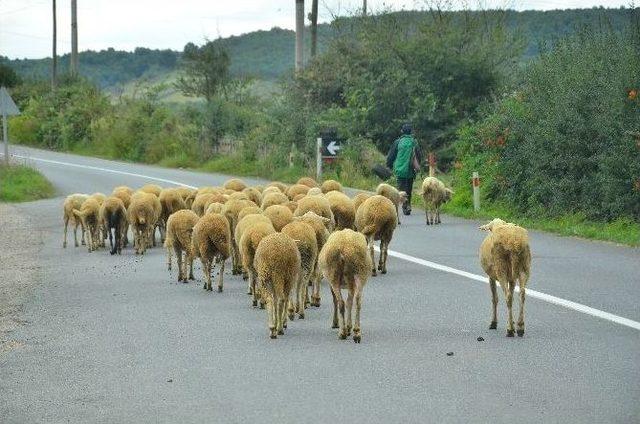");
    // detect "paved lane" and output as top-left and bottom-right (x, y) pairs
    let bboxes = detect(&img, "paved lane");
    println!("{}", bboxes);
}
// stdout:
(1, 146), (638, 423)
